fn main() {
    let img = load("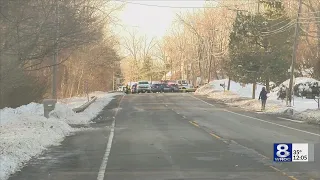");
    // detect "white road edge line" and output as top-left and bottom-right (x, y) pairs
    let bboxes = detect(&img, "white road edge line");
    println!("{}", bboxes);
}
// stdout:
(189, 94), (216, 107)
(97, 94), (125, 180)
(190, 94), (320, 137)
(277, 117), (304, 123)
(225, 110), (320, 137)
